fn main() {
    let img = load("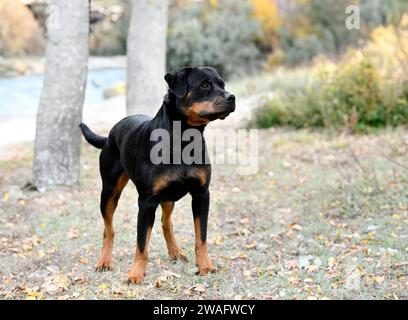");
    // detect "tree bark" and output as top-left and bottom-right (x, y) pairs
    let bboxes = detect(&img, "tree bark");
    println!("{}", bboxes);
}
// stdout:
(126, 0), (169, 116)
(33, 0), (89, 189)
